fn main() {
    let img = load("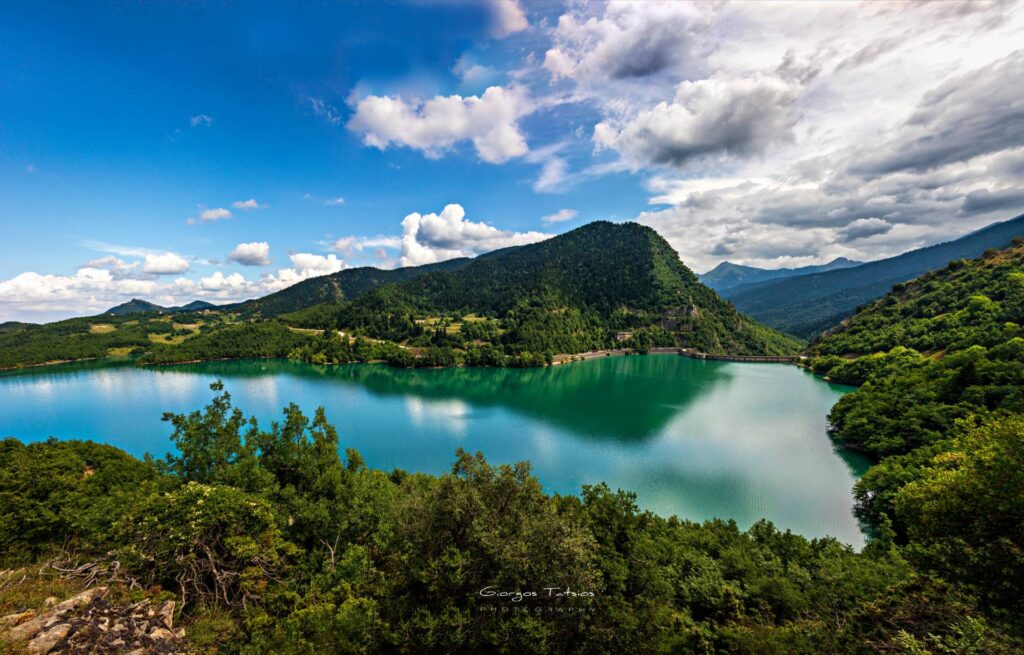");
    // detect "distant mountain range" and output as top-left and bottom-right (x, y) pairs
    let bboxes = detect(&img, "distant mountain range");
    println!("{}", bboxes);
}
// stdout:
(104, 299), (218, 316)
(726, 212), (1024, 339)
(700, 258), (862, 293)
